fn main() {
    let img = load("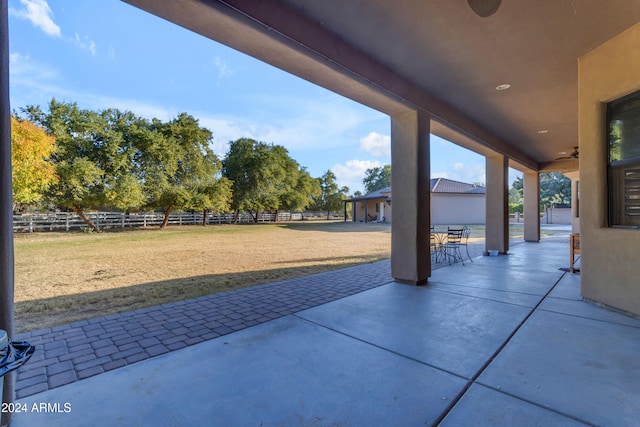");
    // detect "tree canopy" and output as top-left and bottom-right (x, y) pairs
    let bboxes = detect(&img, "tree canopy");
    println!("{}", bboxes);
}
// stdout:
(23, 100), (133, 230)
(362, 164), (391, 194)
(539, 172), (571, 207)
(223, 138), (320, 222)
(13, 99), (344, 227)
(142, 113), (227, 228)
(510, 172), (571, 212)
(21, 99), (231, 230)
(10, 116), (58, 212)
(312, 170), (349, 219)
